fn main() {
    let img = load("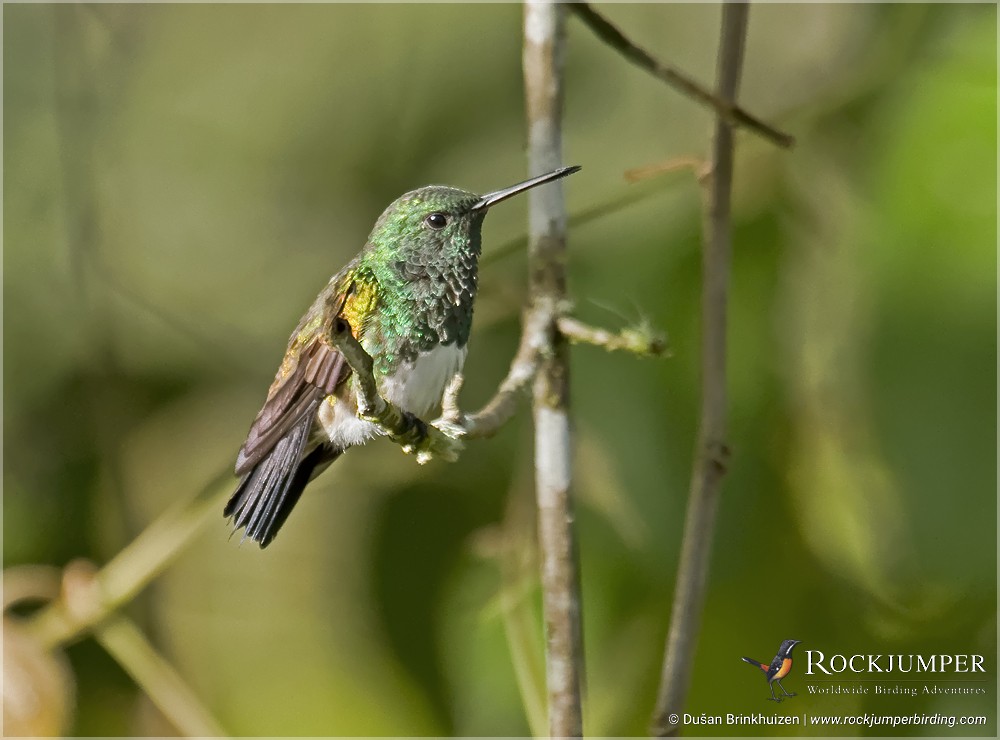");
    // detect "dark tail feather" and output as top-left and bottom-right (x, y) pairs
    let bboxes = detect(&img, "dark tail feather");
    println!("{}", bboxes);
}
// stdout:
(742, 657), (767, 672)
(225, 404), (336, 547)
